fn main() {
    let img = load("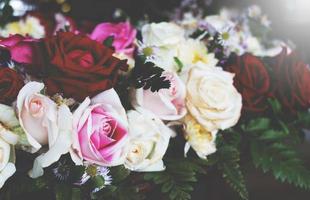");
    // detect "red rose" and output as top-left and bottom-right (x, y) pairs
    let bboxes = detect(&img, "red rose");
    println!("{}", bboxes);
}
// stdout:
(0, 68), (24, 105)
(271, 49), (310, 112)
(40, 32), (128, 101)
(225, 53), (271, 112)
